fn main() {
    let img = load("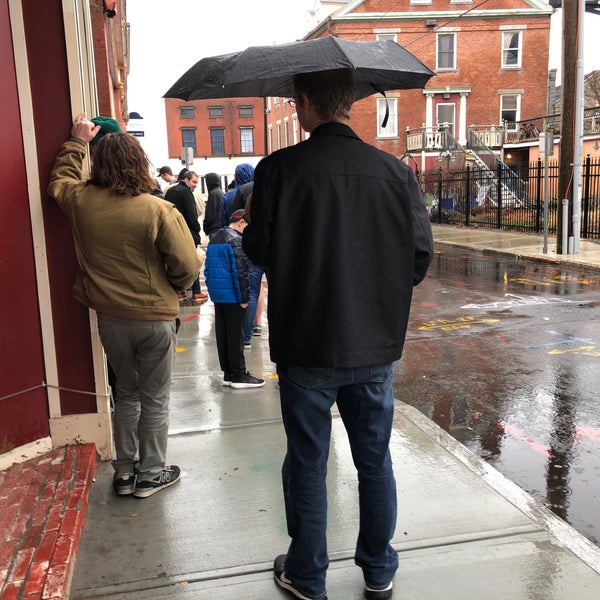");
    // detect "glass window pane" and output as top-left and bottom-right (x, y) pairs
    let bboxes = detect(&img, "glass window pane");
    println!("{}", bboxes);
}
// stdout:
(210, 129), (225, 154)
(240, 128), (254, 153)
(181, 129), (196, 155)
